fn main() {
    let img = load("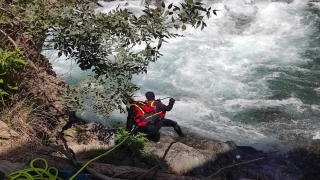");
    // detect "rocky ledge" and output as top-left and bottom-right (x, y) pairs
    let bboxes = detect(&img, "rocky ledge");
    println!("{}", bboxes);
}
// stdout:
(1, 121), (320, 180)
